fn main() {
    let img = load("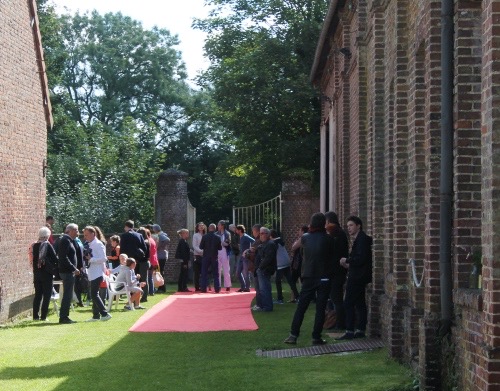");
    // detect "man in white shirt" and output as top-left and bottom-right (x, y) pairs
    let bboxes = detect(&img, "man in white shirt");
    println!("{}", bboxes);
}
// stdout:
(216, 220), (232, 292)
(83, 226), (111, 322)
